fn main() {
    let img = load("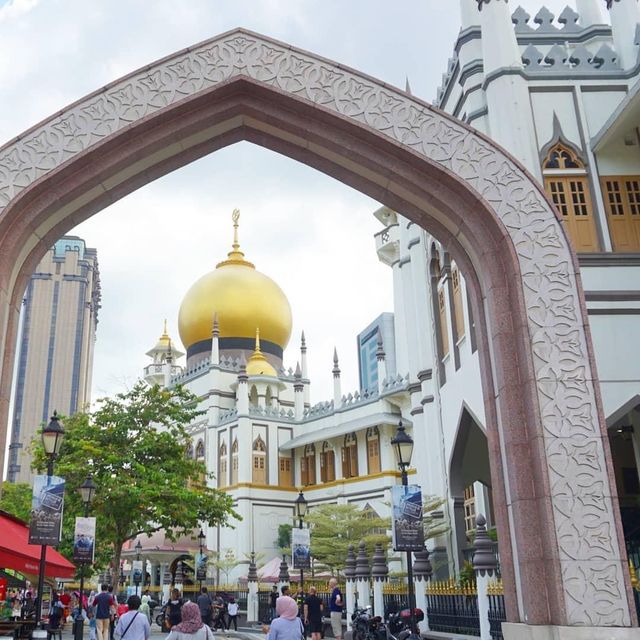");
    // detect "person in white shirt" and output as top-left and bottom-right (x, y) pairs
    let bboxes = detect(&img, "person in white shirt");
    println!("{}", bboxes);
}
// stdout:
(114, 596), (150, 640)
(226, 598), (239, 631)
